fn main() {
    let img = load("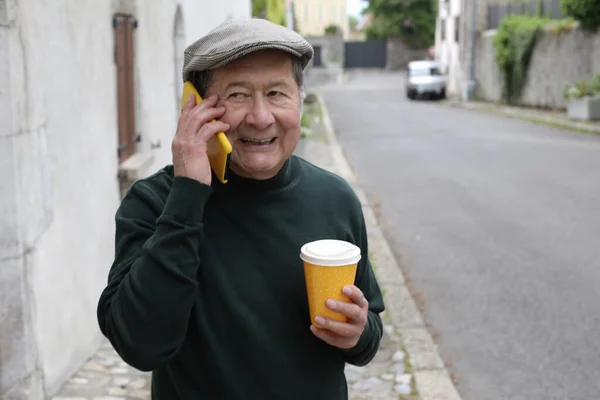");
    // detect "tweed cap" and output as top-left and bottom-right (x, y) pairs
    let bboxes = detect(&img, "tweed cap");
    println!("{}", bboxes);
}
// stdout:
(182, 18), (314, 83)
